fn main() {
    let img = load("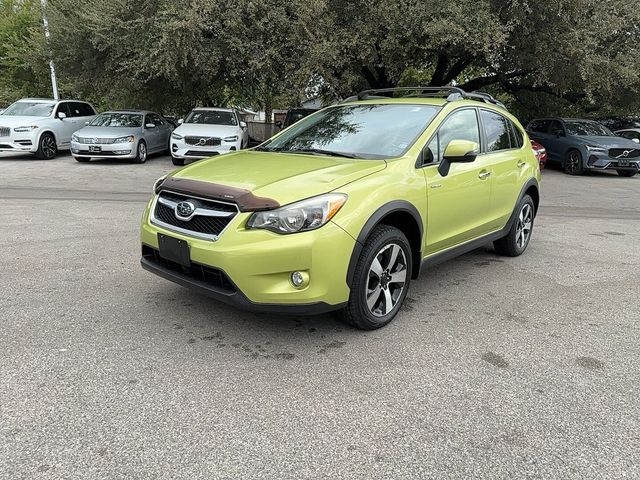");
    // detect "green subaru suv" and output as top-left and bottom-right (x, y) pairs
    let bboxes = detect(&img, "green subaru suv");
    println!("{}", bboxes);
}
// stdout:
(141, 87), (540, 329)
